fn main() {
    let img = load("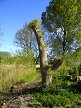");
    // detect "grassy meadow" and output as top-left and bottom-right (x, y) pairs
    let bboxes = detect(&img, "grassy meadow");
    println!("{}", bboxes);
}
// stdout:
(0, 54), (40, 92)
